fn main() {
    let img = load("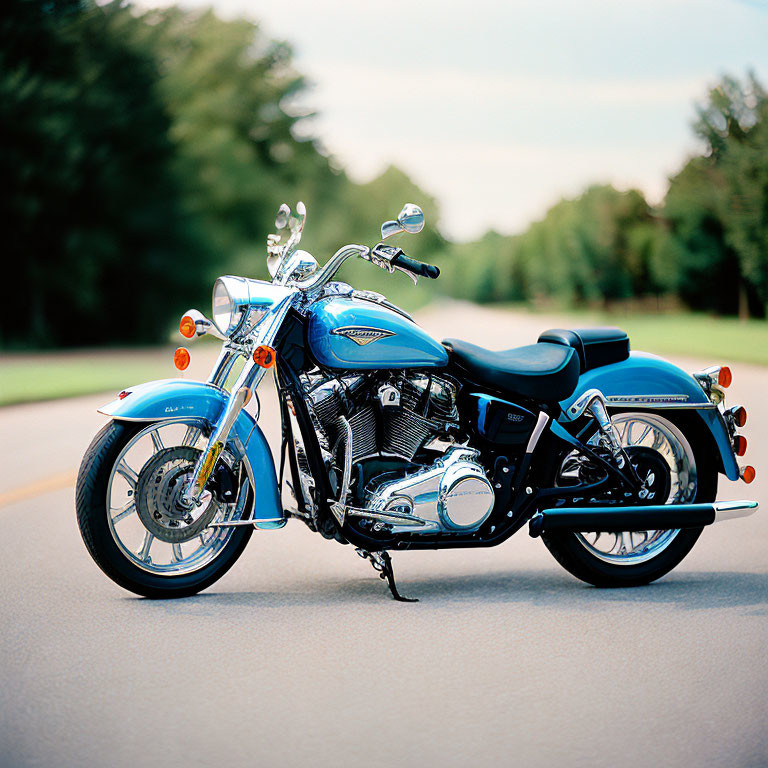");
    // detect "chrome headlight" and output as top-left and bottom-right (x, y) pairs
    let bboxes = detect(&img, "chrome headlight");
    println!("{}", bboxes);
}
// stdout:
(212, 278), (238, 334)
(212, 276), (294, 337)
